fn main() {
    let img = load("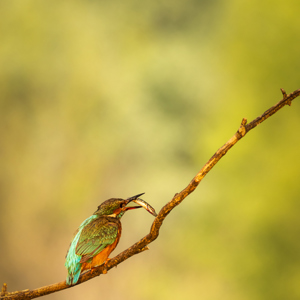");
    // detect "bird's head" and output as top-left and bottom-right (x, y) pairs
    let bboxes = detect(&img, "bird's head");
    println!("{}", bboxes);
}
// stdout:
(94, 193), (145, 218)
